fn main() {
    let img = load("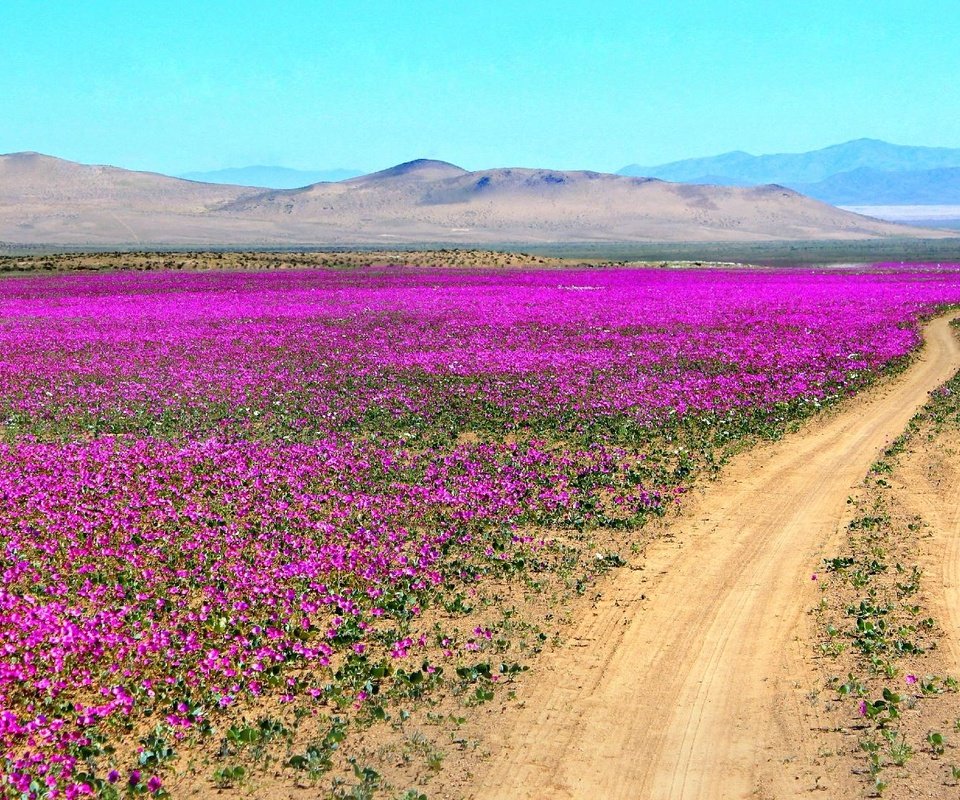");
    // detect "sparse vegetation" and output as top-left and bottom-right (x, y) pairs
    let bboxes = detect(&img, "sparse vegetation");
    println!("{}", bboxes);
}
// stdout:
(815, 329), (960, 795)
